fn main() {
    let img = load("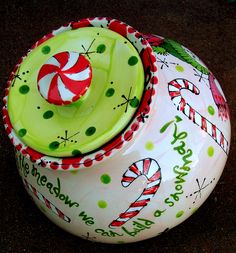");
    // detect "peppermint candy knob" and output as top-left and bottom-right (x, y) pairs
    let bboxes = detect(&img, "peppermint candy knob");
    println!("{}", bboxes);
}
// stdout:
(37, 51), (92, 105)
